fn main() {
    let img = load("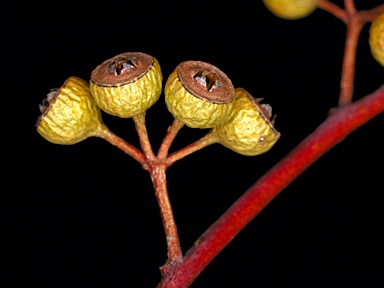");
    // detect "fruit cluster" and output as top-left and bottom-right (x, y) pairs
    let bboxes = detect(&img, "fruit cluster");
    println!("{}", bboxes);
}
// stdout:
(36, 52), (280, 156)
